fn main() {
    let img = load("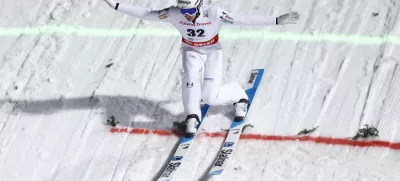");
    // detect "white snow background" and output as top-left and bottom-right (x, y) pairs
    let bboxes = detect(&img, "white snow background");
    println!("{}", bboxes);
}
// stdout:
(0, 0), (400, 180)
